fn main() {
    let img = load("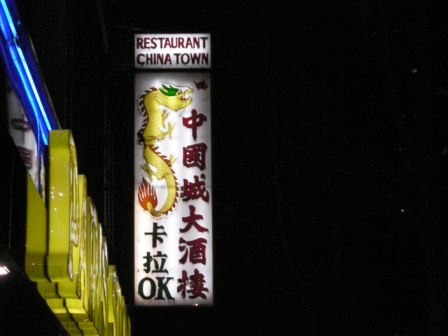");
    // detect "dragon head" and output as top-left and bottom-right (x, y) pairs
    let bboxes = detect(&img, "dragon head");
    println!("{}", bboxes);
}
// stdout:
(156, 83), (193, 111)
